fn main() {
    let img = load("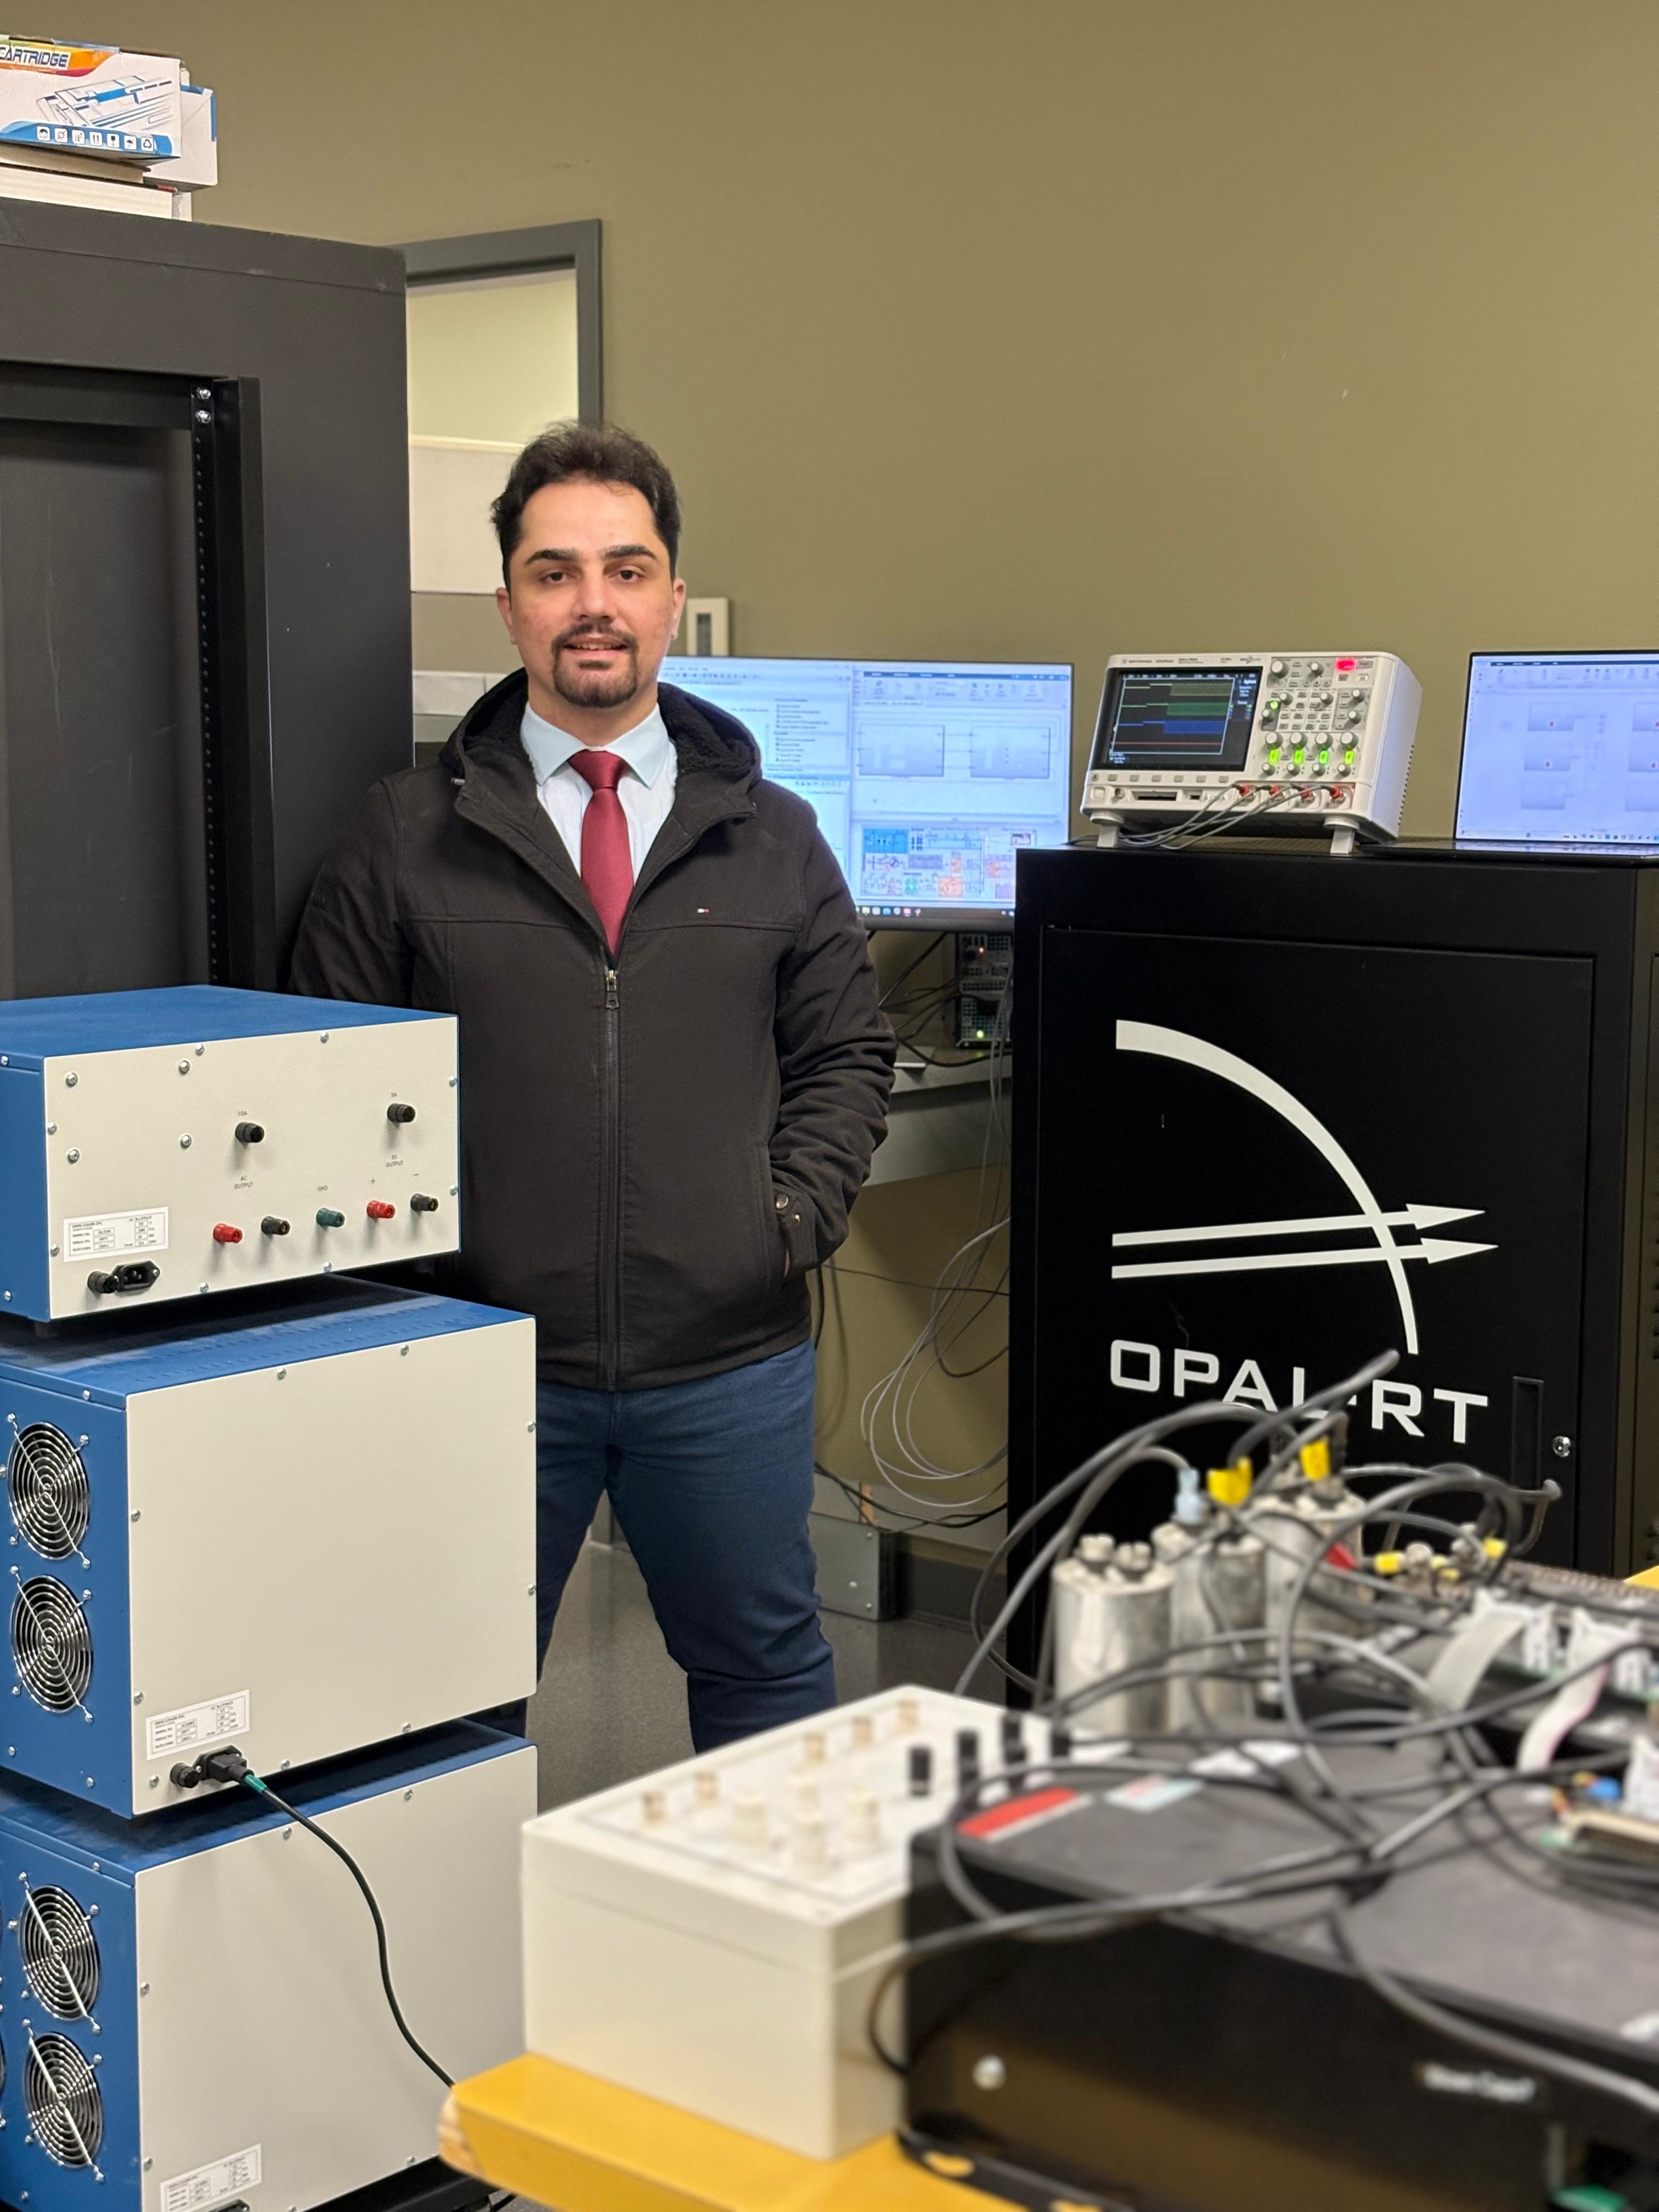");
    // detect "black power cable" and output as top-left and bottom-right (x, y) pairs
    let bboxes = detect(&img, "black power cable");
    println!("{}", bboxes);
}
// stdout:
(245, 1772), (454, 2089)
(171, 1746), (453, 2089)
